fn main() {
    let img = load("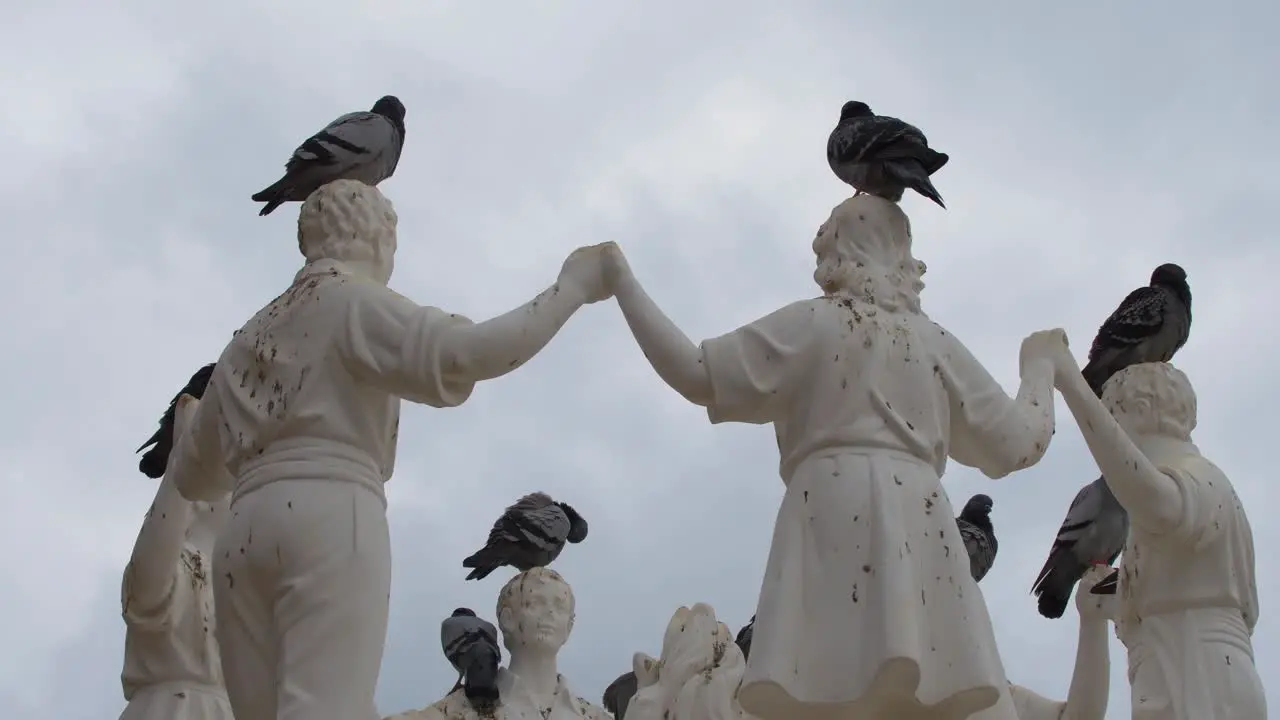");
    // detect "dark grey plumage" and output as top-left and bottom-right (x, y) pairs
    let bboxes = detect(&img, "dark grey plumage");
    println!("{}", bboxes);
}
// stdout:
(252, 95), (406, 216)
(826, 100), (949, 208)
(735, 615), (755, 661)
(442, 608), (502, 714)
(1081, 263), (1193, 397)
(135, 363), (217, 479)
(602, 670), (639, 719)
(463, 492), (589, 581)
(1090, 568), (1120, 595)
(956, 494), (998, 583)
(1032, 476), (1130, 619)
